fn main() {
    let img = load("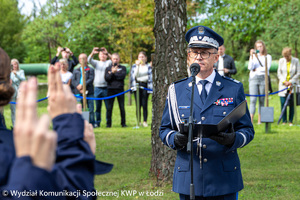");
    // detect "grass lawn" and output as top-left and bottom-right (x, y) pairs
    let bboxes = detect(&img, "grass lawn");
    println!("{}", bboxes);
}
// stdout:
(2, 77), (300, 200)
